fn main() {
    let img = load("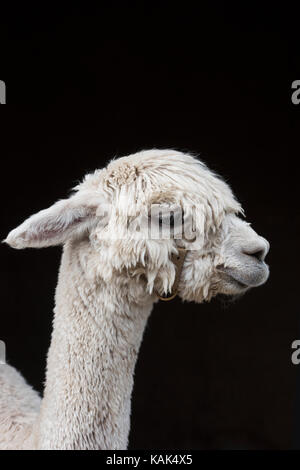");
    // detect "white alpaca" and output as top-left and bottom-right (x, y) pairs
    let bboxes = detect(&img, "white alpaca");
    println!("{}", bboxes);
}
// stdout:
(0, 149), (269, 450)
